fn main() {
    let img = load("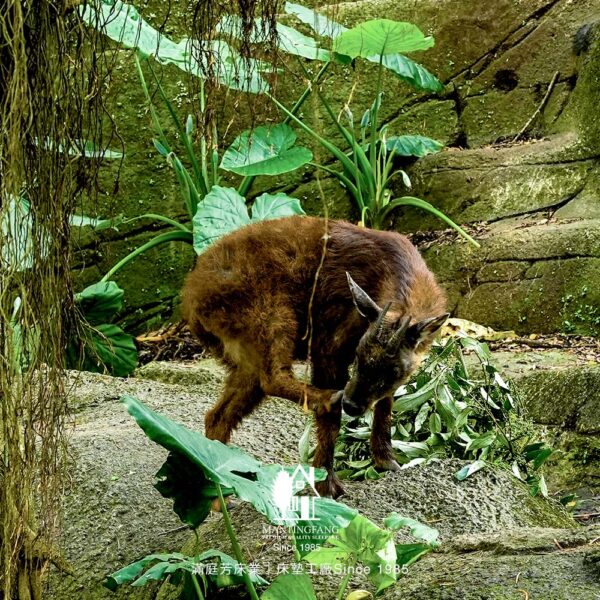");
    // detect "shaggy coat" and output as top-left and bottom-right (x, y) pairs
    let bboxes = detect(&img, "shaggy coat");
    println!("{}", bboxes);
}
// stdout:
(183, 216), (447, 496)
